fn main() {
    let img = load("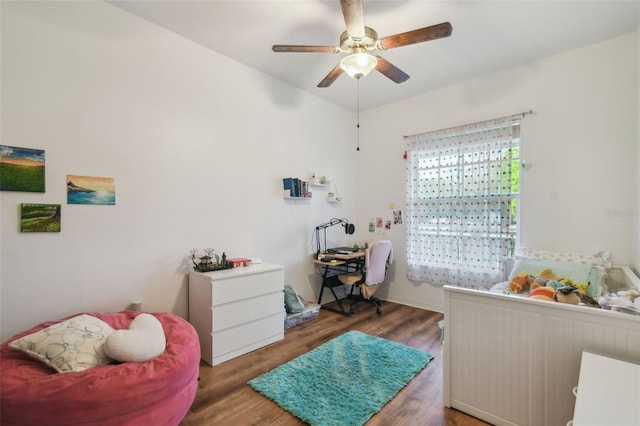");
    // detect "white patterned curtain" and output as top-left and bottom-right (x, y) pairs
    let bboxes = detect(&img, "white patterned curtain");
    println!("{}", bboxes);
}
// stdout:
(405, 115), (521, 289)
